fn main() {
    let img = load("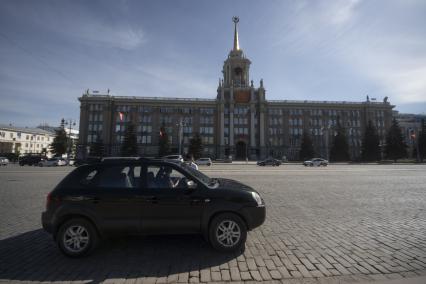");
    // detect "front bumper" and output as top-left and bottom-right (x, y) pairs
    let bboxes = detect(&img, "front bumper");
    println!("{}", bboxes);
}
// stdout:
(240, 205), (266, 230)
